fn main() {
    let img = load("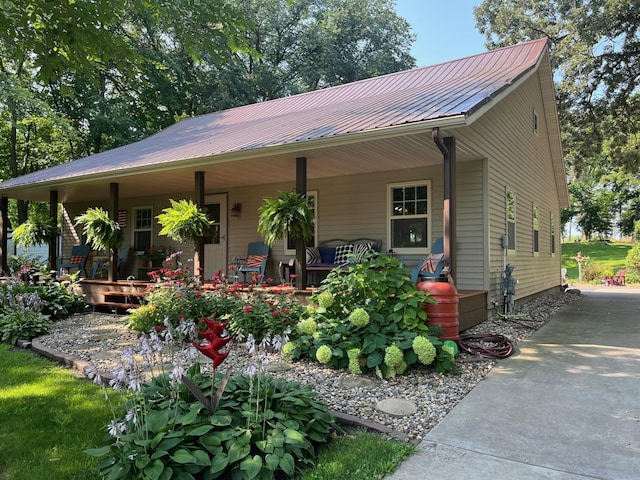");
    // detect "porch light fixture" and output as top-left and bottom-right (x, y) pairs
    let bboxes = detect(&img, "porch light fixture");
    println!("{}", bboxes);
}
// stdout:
(230, 202), (242, 217)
